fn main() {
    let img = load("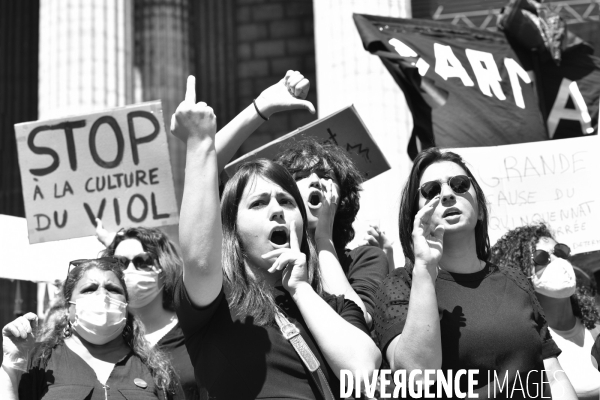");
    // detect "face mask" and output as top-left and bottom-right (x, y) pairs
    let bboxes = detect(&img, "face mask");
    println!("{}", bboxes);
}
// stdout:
(531, 258), (577, 299)
(70, 293), (127, 345)
(124, 268), (163, 309)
